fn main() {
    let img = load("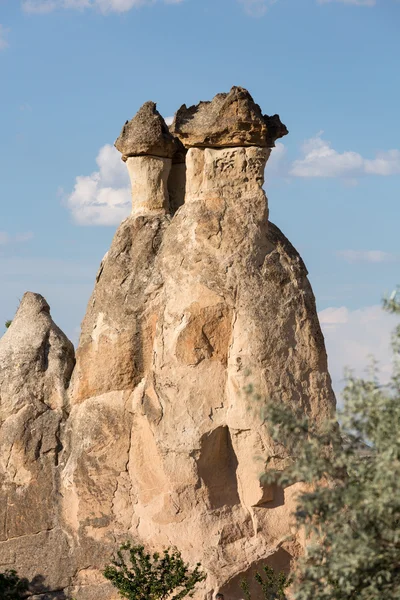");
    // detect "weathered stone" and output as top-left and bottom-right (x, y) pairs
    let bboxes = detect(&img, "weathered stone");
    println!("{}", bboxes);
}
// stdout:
(0, 293), (75, 589)
(0, 293), (74, 416)
(126, 155), (171, 215)
(70, 214), (169, 404)
(170, 86), (288, 148)
(0, 90), (335, 600)
(115, 101), (178, 160)
(63, 141), (334, 599)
